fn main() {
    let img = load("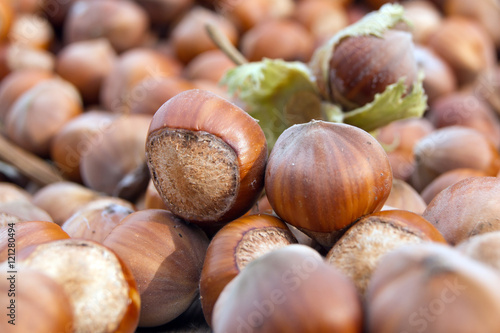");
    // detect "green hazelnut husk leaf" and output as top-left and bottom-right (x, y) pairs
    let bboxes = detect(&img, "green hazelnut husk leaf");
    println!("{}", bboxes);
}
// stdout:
(340, 72), (427, 132)
(220, 58), (322, 149)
